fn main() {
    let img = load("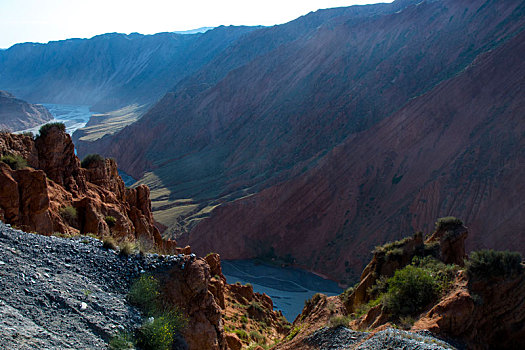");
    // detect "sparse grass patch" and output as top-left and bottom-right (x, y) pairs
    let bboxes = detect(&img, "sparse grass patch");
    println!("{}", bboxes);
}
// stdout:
(328, 315), (351, 328)
(0, 154), (27, 170)
(59, 206), (77, 223)
(109, 331), (134, 349)
(105, 215), (117, 228)
(119, 241), (136, 256)
(286, 325), (302, 340)
(233, 329), (249, 340)
(102, 236), (117, 250)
